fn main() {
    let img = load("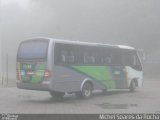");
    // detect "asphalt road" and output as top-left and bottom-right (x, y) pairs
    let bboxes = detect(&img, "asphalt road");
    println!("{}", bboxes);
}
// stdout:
(0, 78), (159, 114)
